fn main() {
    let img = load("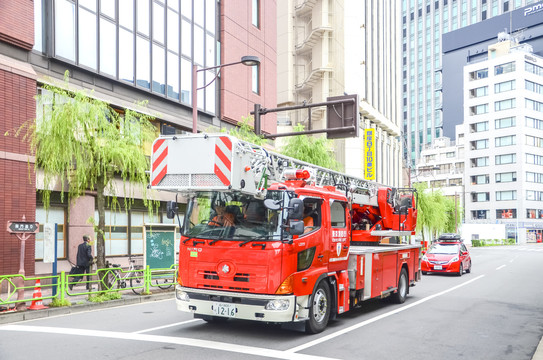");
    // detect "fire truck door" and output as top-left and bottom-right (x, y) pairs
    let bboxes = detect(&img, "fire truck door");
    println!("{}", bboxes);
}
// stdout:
(328, 199), (349, 272)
